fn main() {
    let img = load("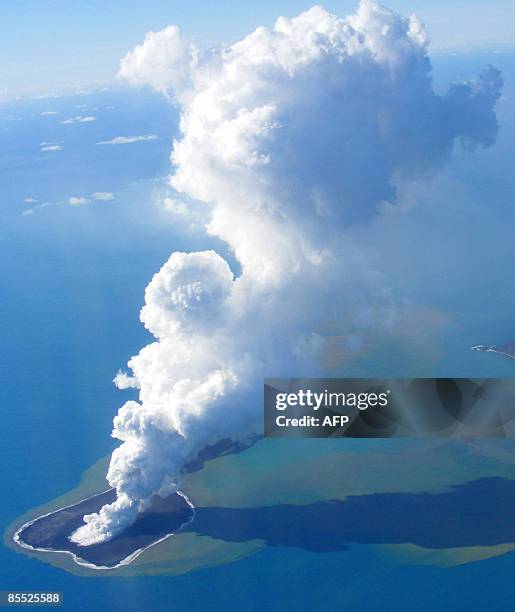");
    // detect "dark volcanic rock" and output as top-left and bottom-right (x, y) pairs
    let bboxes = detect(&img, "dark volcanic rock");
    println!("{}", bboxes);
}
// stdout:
(18, 490), (193, 568)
